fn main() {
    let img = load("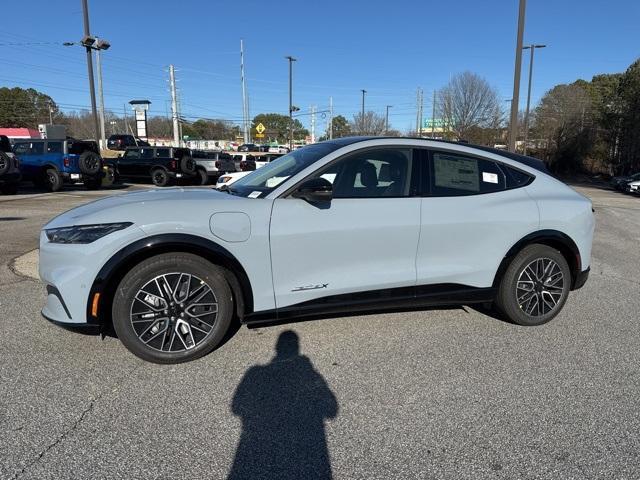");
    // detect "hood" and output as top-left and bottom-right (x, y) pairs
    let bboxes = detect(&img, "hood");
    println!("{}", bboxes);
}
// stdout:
(44, 187), (242, 229)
